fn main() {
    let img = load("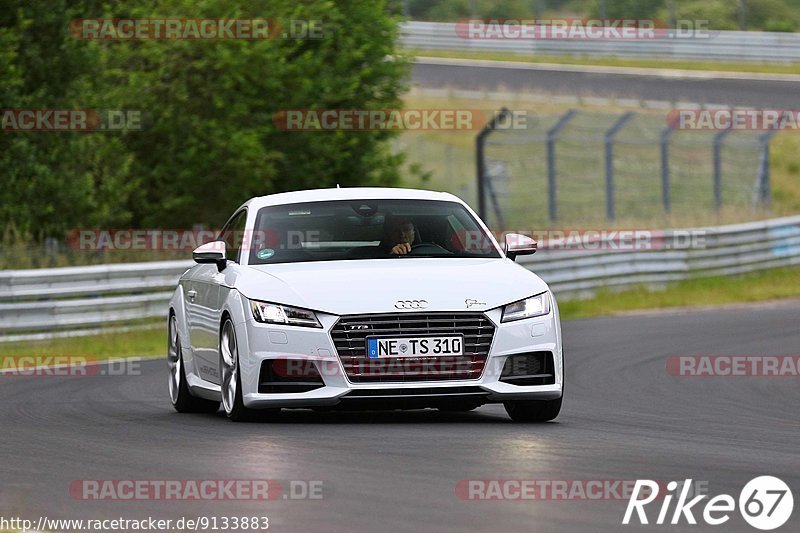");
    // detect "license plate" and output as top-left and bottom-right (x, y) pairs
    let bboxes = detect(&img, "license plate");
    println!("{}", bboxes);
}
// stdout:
(366, 336), (464, 358)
